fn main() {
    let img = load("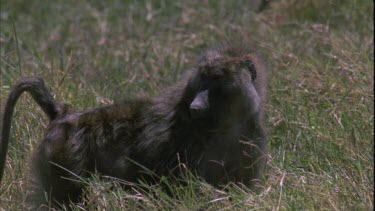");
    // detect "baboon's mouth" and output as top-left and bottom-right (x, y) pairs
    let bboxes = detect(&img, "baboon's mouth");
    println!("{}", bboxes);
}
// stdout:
(189, 107), (208, 119)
